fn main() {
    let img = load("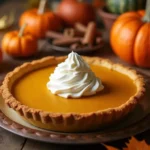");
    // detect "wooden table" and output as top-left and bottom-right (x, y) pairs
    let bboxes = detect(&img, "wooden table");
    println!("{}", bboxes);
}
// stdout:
(0, 1), (150, 150)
